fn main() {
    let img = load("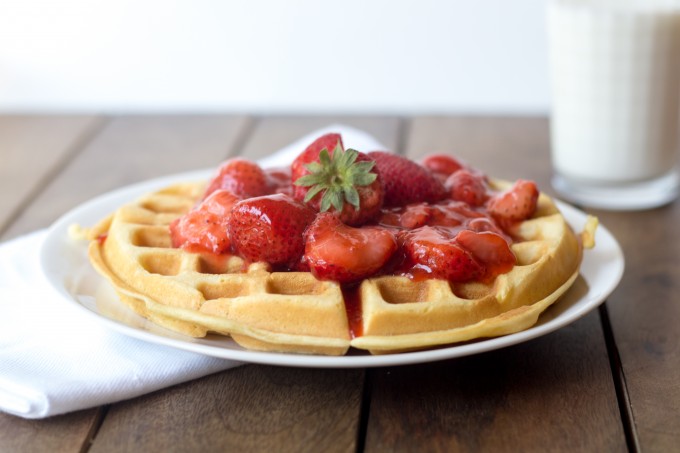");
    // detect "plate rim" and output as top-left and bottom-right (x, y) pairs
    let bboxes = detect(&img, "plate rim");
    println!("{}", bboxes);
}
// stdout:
(39, 170), (625, 368)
